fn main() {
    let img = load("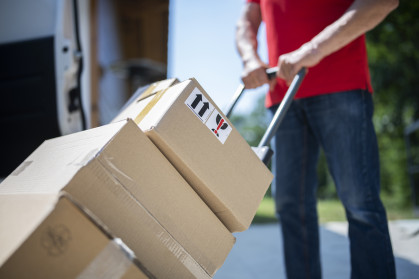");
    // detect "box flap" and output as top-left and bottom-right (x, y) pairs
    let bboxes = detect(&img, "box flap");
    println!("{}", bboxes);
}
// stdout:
(0, 121), (127, 194)
(112, 78), (179, 124)
(111, 95), (154, 124)
(138, 80), (190, 131)
(138, 78), (179, 101)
